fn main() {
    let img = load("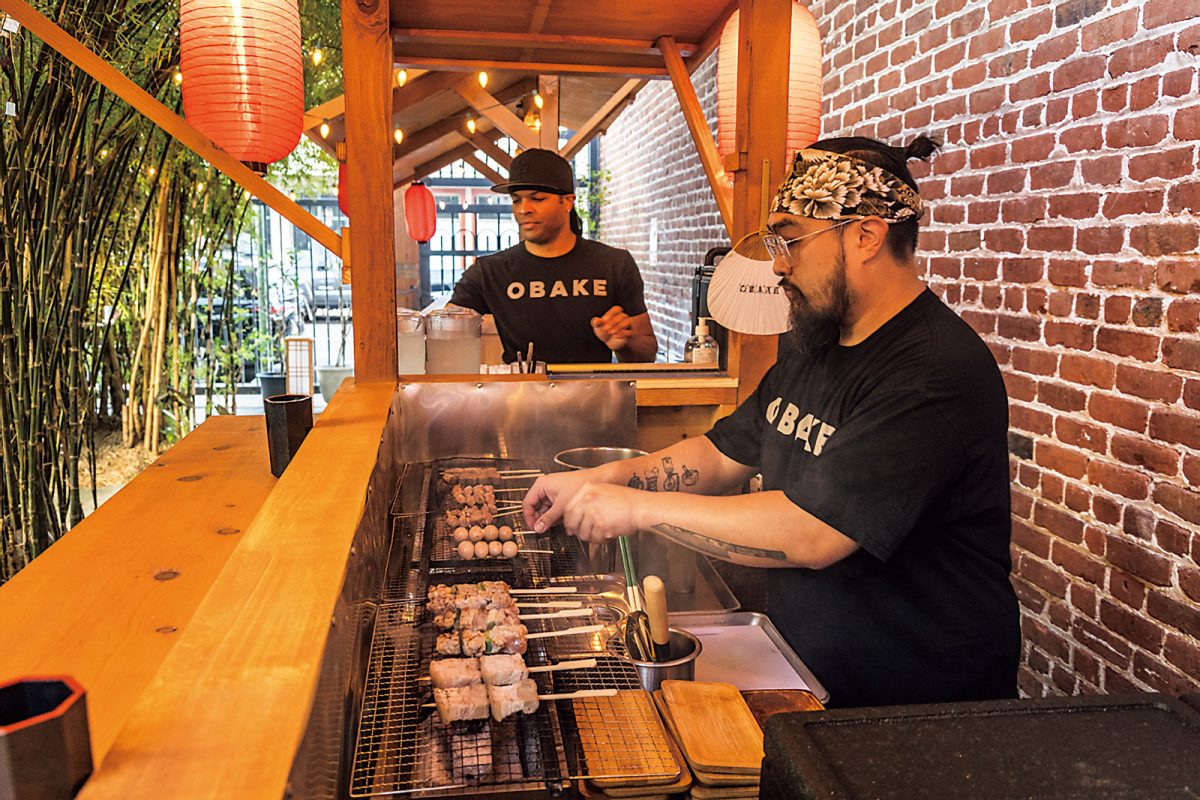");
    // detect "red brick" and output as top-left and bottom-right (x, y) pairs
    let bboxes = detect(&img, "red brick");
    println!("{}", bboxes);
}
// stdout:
(1057, 354), (1113, 389)
(1065, 482), (1091, 513)
(1093, 495), (1121, 525)
(1163, 68), (1194, 98)
(1102, 189), (1164, 217)
(1115, 364), (1183, 403)
(1005, 371), (1038, 402)
(1167, 181), (1200, 213)
(1048, 292), (1073, 317)
(1101, 84), (1128, 114)
(1163, 337), (1200, 373)
(1079, 155), (1121, 186)
(1156, 520), (1194, 558)
(1069, 581), (1098, 616)
(1024, 618), (1071, 662)
(1104, 296), (1133, 324)
(1073, 616), (1133, 668)
(998, 314), (1041, 341)
(1132, 652), (1200, 696)
(1149, 409), (1200, 449)
(1091, 261), (1153, 289)
(1012, 133), (1056, 163)
(1012, 404), (1054, 435)
(1162, 637), (1200, 689)
(1130, 223), (1200, 257)
(1183, 567), (1200, 603)
(1081, 9), (1138, 52)
(1185, 453), (1200, 486)
(1111, 434), (1180, 477)
(1103, 669), (1142, 694)
(1043, 474), (1066, 503)
(1056, 416), (1108, 452)
(1052, 55), (1106, 92)
(1156, 261), (1200, 295)
(988, 168), (1027, 194)
(1109, 35), (1173, 80)
(1010, 71), (1052, 102)
(1071, 89), (1098, 119)
(1152, 482), (1200, 526)
(1110, 568), (1147, 609)
(1048, 193), (1100, 219)
(1027, 226), (1075, 251)
(1096, 328), (1160, 362)
(1032, 30), (1078, 68)
(1032, 161), (1076, 189)
(1045, 320), (1095, 350)
(1046, 97), (1070, 126)
(1076, 294), (1101, 320)
(1106, 536), (1173, 589)
(1132, 298), (1163, 327)
(1013, 518), (1051, 559)
(1088, 393), (1149, 432)
(1145, 0), (1199, 28)
(1128, 148), (1194, 182)
(1003, 257), (1045, 283)
(1052, 541), (1106, 585)
(1147, 590), (1200, 638)
(1129, 75), (1161, 113)
(1039, 381), (1087, 411)
(1101, 599), (1165, 651)
(1060, 124), (1103, 152)
(1036, 441), (1091, 480)
(1105, 116), (1170, 149)
(1048, 260), (1087, 287)
(1186, 379), (1200, 411)
(1020, 555), (1069, 599)
(1013, 346), (1058, 376)
(1088, 460), (1151, 500)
